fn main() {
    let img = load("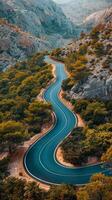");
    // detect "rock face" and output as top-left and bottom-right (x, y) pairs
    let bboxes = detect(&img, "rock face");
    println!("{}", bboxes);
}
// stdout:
(71, 75), (112, 100)
(0, 0), (75, 44)
(59, 0), (112, 25)
(0, 19), (50, 71)
(0, 0), (77, 70)
(58, 0), (112, 35)
(61, 8), (112, 100)
(84, 7), (112, 28)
